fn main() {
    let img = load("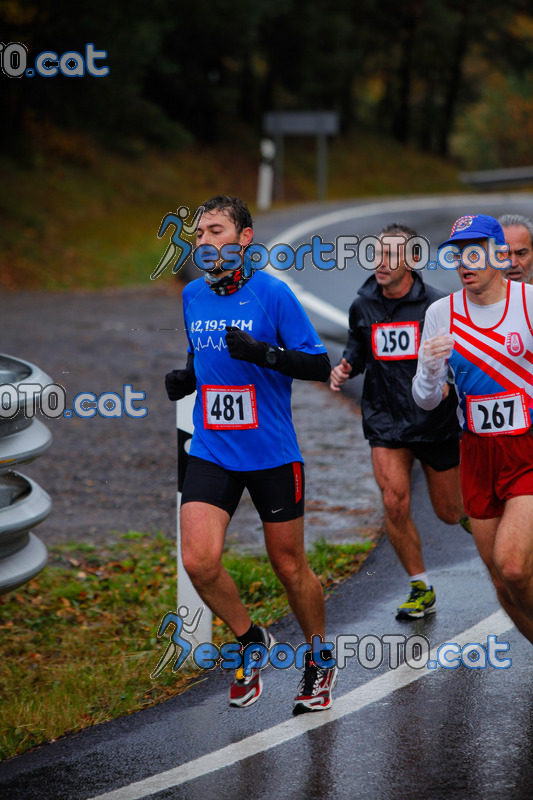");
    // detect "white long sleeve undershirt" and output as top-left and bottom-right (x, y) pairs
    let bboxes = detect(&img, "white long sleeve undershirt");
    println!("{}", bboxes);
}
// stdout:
(412, 294), (509, 411)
